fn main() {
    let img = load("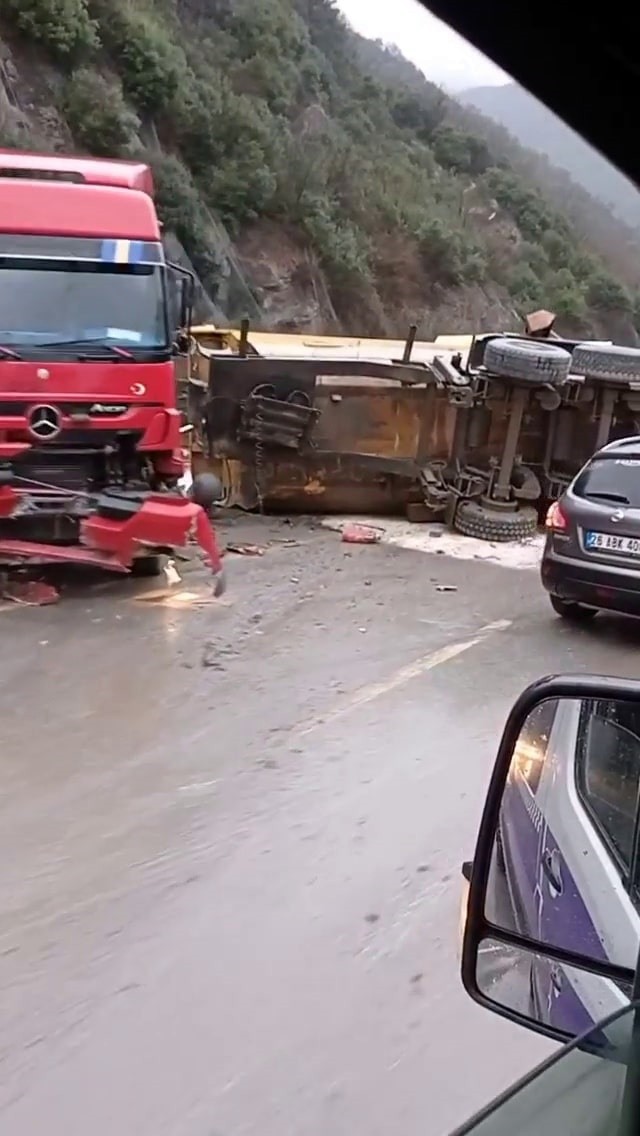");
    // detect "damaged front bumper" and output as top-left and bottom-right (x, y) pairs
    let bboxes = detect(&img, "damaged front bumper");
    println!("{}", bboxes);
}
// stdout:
(0, 485), (226, 592)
